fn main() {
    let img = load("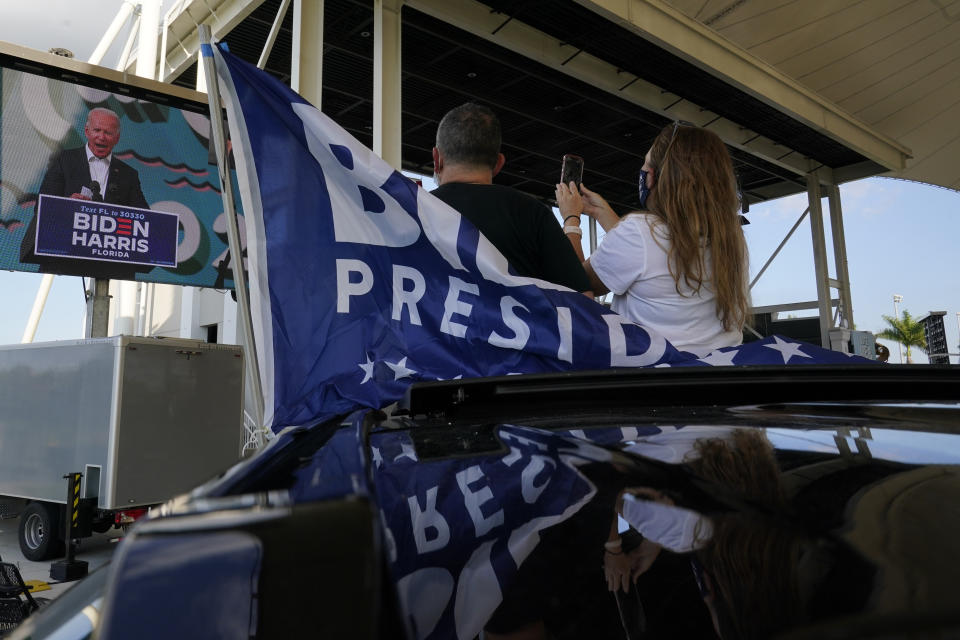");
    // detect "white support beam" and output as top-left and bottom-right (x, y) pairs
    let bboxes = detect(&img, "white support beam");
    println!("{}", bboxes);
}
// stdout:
(292, 0), (323, 106)
(807, 173), (833, 348)
(116, 14), (141, 72)
(828, 185), (854, 329)
(222, 292), (238, 344)
(179, 286), (200, 338)
(374, 0), (403, 169)
(752, 300), (838, 316)
(750, 207), (809, 290)
(136, 0), (162, 79)
(195, 50), (207, 93)
(576, 0), (911, 171)
(134, 282), (146, 335)
(116, 282), (138, 336)
(259, 0), (292, 69)
(142, 283), (157, 336)
(21, 275), (54, 343)
(159, 0), (268, 83)
(89, 1), (137, 65)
